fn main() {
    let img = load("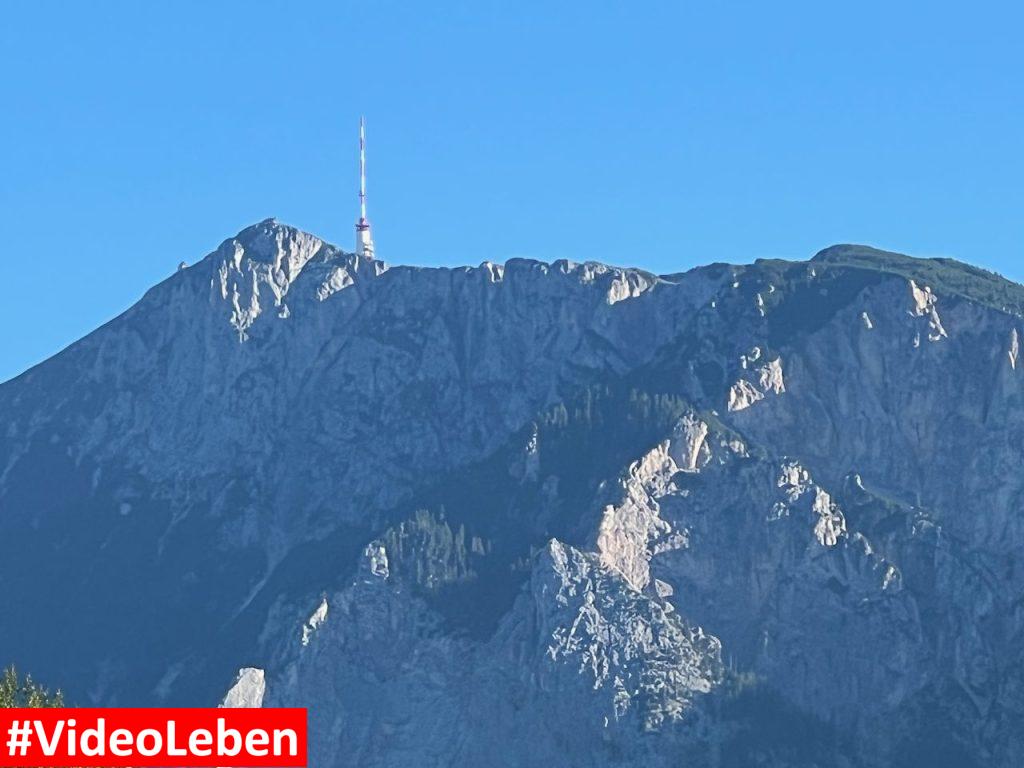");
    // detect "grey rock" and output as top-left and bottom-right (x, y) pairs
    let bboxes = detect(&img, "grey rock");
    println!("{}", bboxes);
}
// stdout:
(2, 223), (1024, 765)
